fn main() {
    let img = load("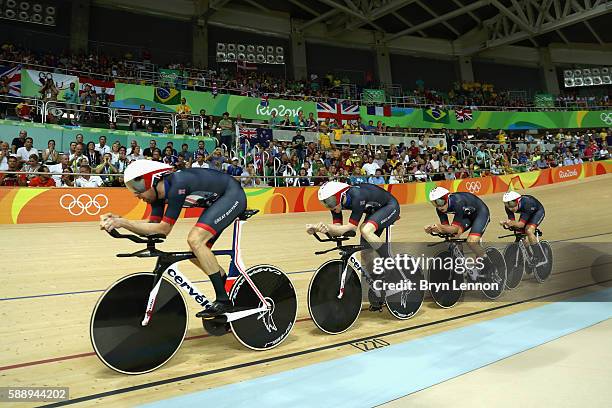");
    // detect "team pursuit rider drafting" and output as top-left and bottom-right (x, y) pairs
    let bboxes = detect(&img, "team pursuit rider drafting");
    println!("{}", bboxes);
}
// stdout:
(99, 160), (246, 317)
(500, 191), (546, 265)
(307, 182), (400, 307)
(425, 187), (491, 273)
